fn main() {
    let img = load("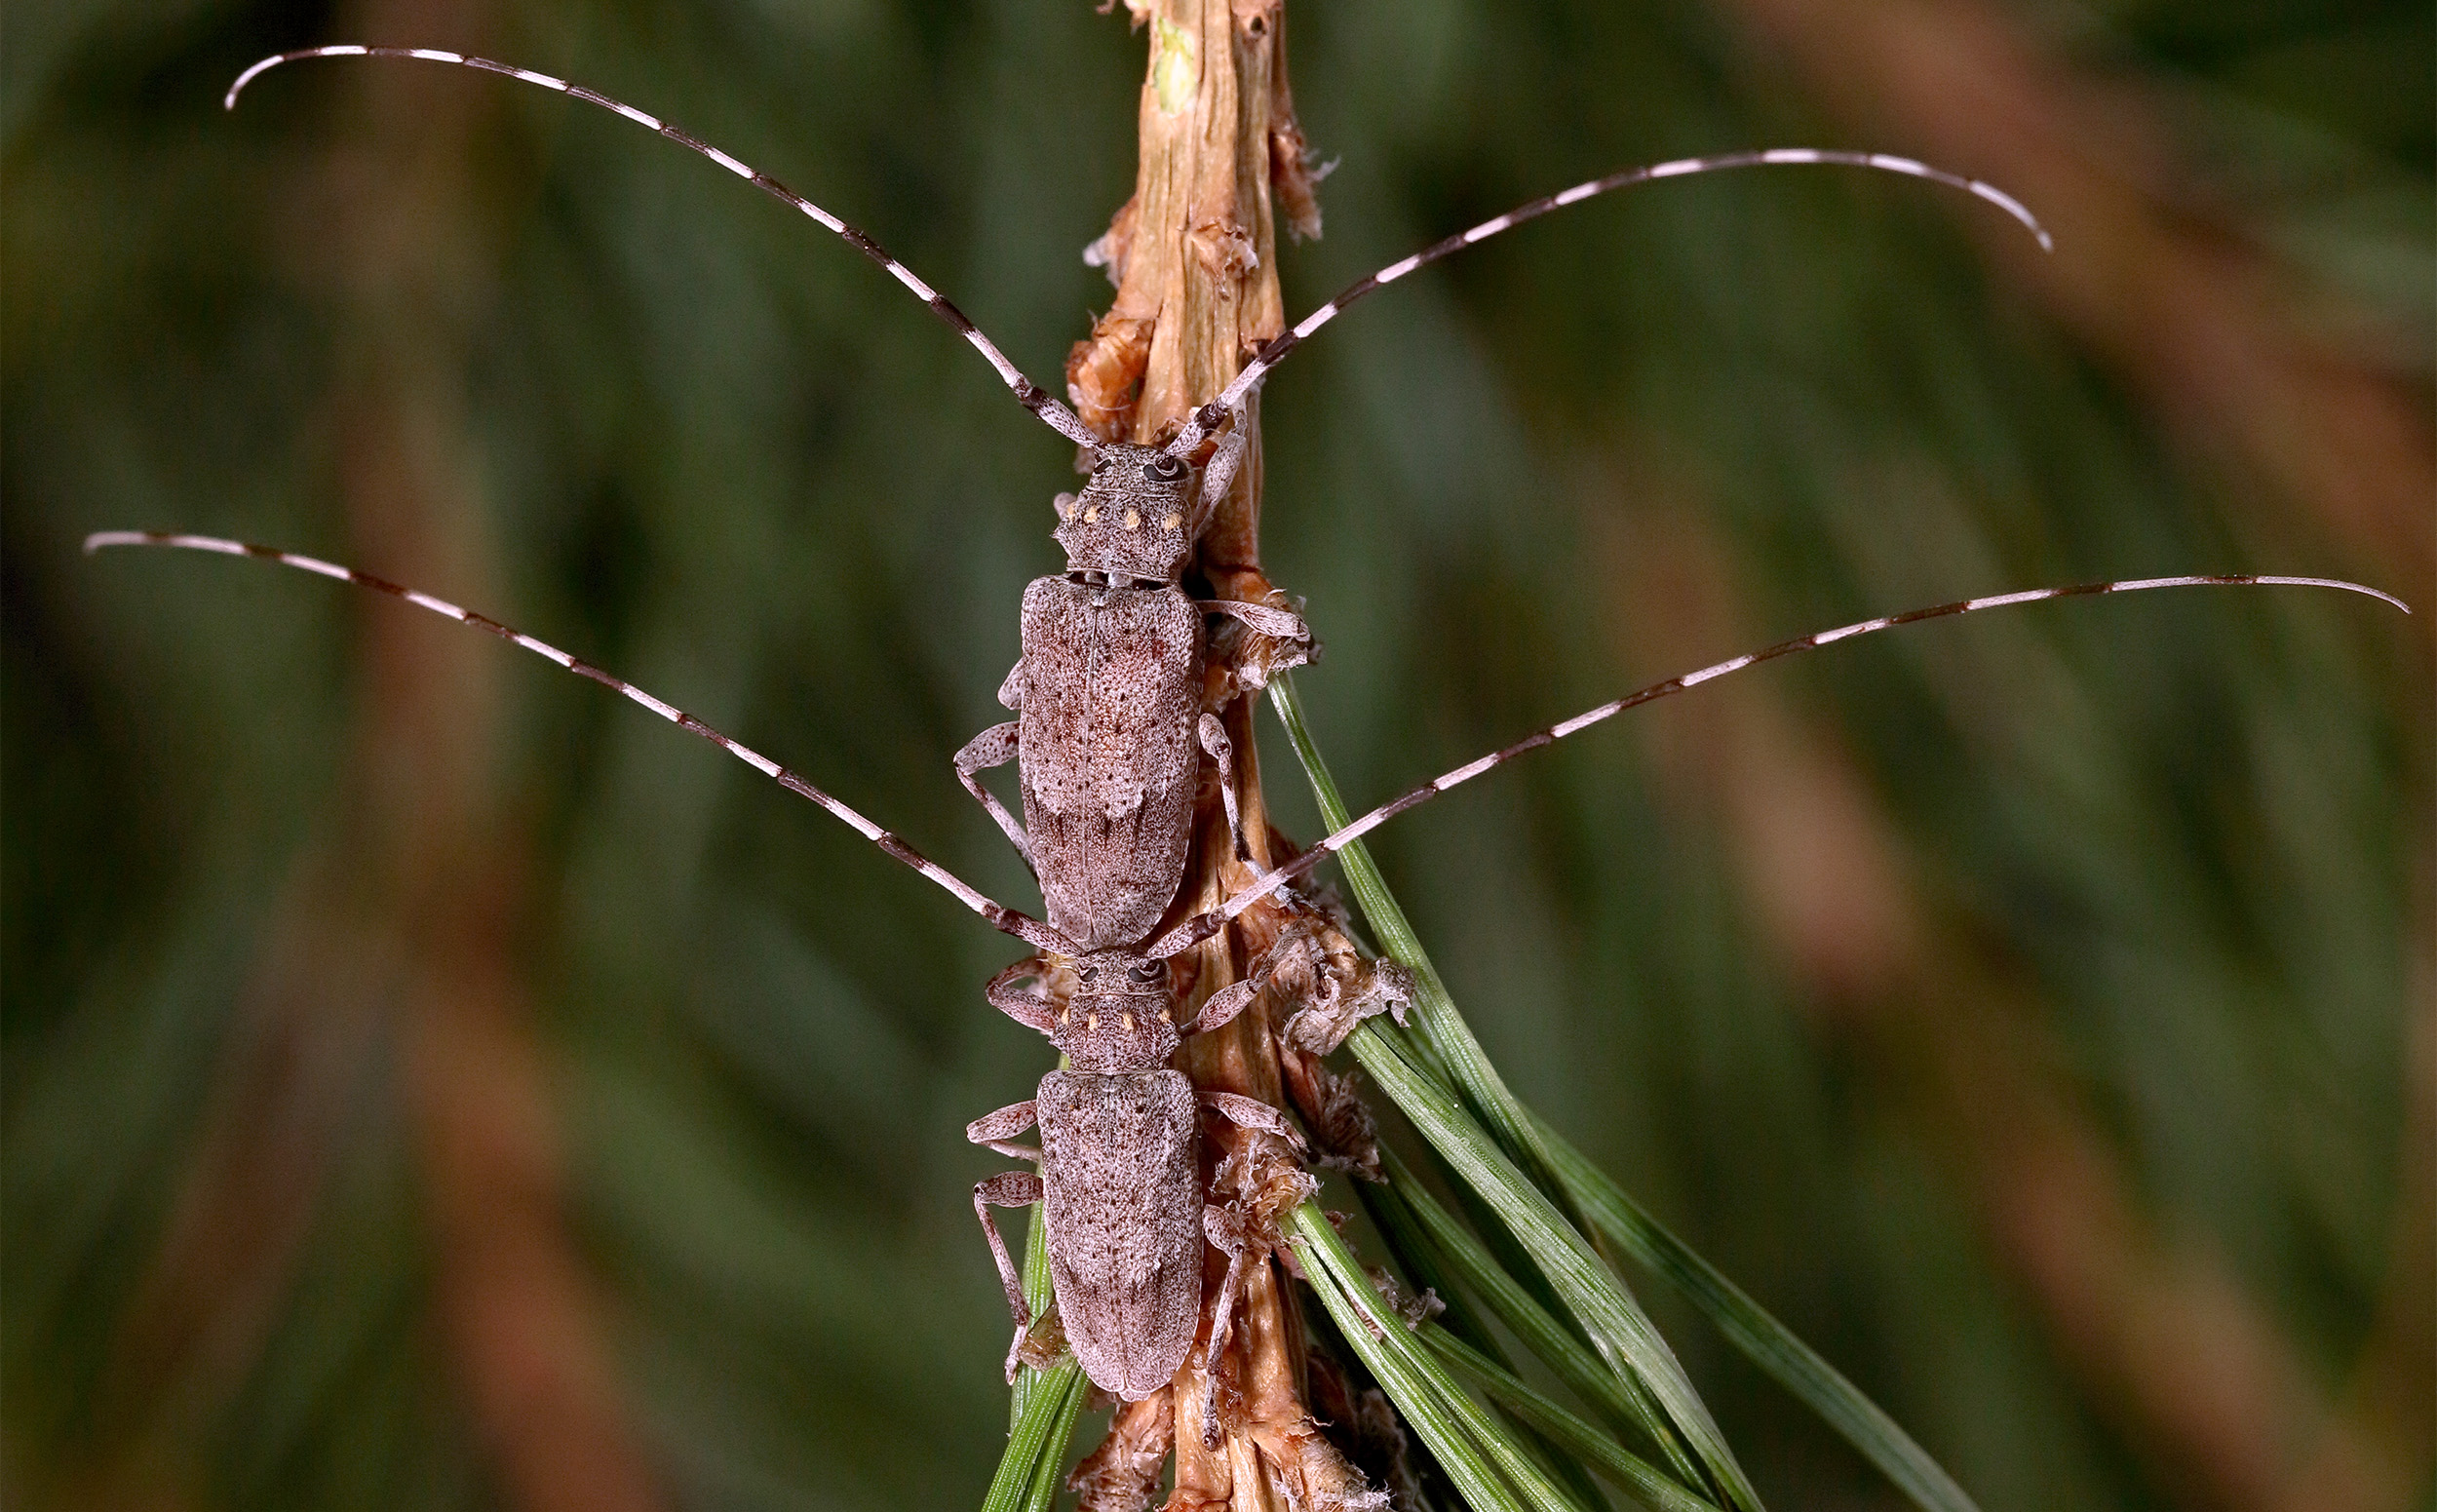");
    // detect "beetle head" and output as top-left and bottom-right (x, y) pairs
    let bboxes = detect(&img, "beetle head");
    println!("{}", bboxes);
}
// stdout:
(1054, 445), (1196, 585)
(1051, 950), (1180, 1071)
